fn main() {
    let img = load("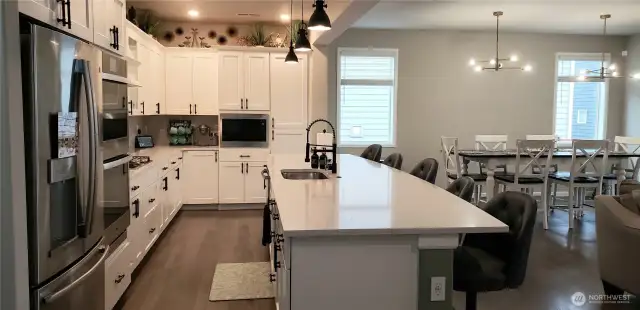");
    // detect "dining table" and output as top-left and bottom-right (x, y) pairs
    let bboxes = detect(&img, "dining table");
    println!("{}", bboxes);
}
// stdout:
(457, 149), (640, 201)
